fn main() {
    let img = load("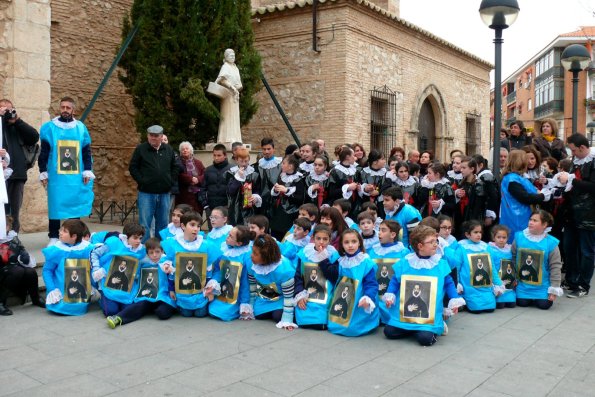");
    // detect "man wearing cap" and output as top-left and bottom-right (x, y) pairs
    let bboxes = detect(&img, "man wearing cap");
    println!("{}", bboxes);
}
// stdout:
(129, 125), (179, 242)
